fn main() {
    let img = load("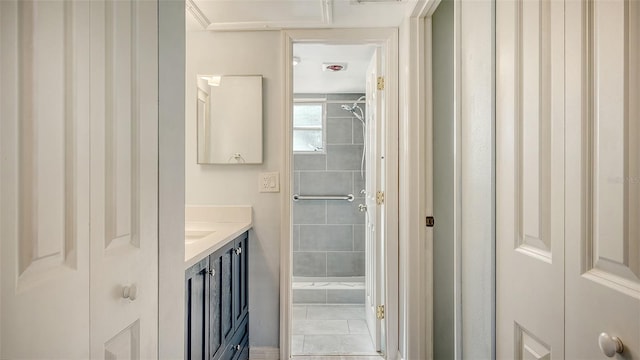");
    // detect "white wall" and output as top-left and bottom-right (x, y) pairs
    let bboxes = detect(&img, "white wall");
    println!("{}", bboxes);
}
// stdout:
(432, 0), (455, 358)
(186, 30), (282, 348)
